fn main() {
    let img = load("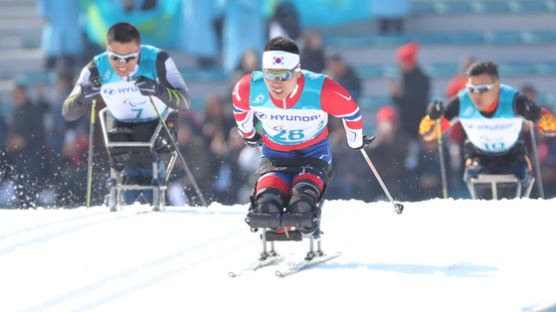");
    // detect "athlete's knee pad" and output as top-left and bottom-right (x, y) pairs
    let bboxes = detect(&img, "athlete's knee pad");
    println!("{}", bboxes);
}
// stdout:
(255, 187), (287, 214)
(288, 181), (321, 214)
